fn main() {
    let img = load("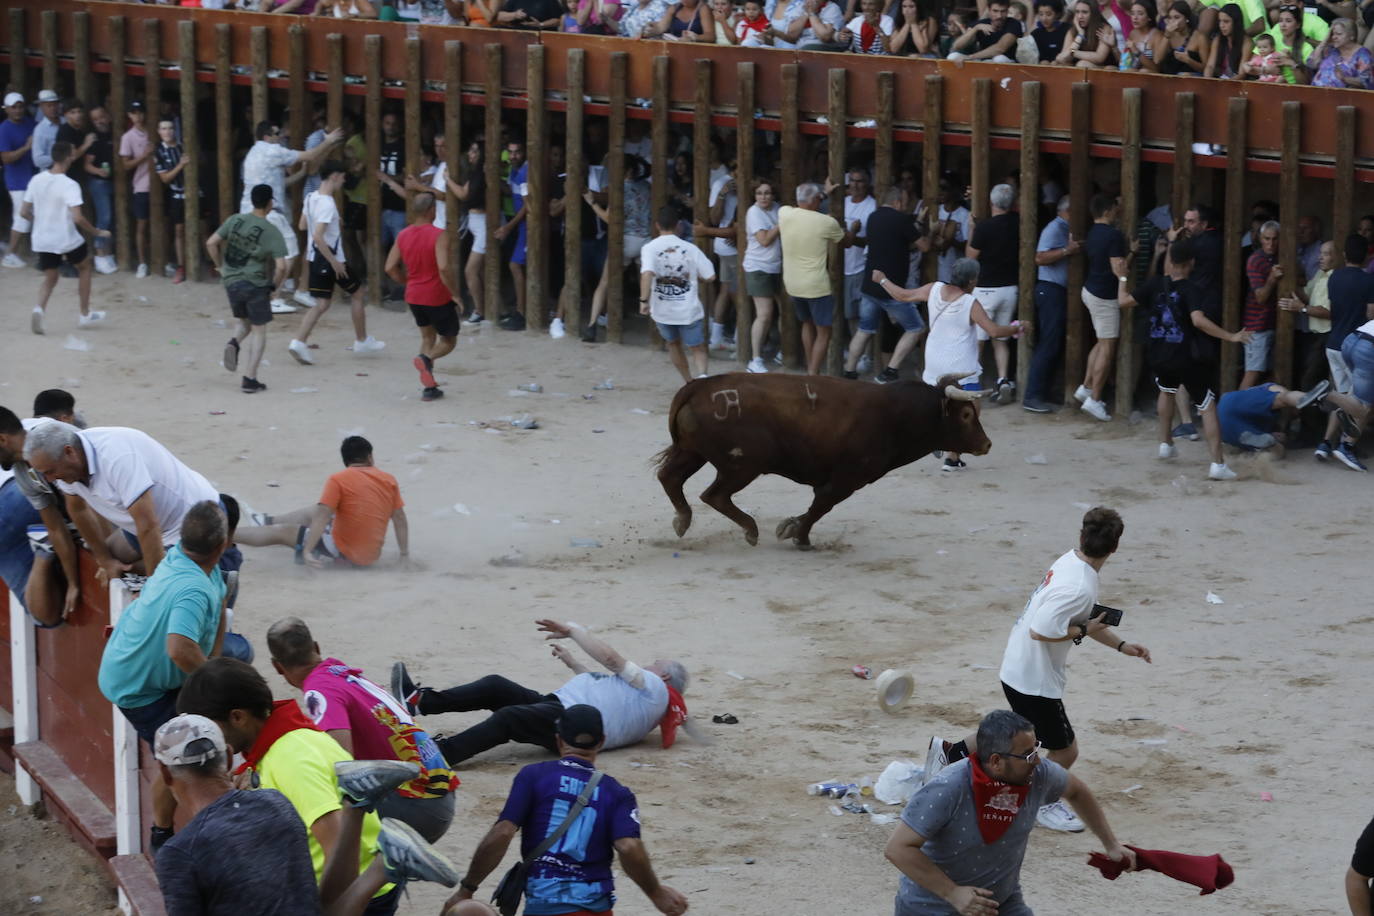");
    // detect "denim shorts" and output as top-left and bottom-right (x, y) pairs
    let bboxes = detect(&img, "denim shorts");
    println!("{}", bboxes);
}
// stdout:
(656, 317), (706, 347)
(843, 273), (864, 319)
(792, 294), (835, 328)
(858, 293), (925, 334)
(1244, 329), (1274, 372)
(1341, 332), (1374, 406)
(119, 689), (182, 748)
